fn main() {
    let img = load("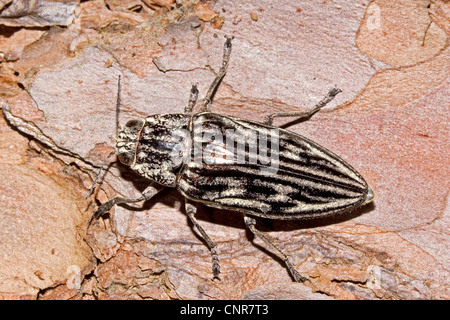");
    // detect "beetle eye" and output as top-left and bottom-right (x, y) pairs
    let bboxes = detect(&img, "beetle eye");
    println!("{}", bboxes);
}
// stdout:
(124, 120), (144, 135)
(118, 151), (134, 166)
